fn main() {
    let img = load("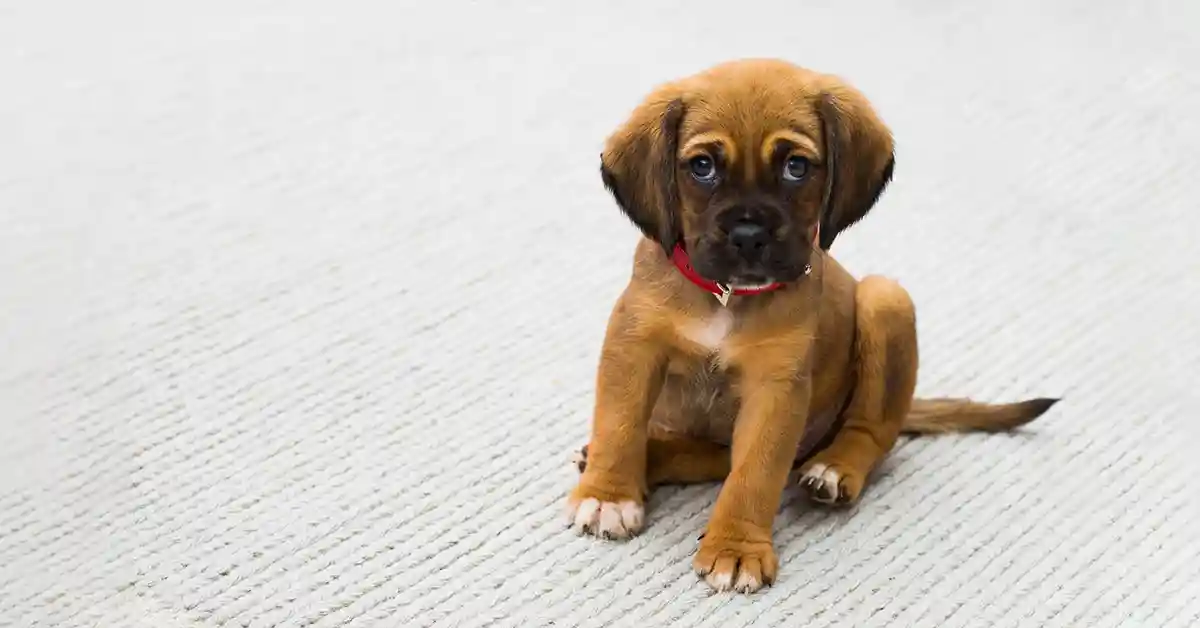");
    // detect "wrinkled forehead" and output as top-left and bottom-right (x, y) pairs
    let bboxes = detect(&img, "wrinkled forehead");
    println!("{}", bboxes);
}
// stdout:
(678, 99), (825, 168)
